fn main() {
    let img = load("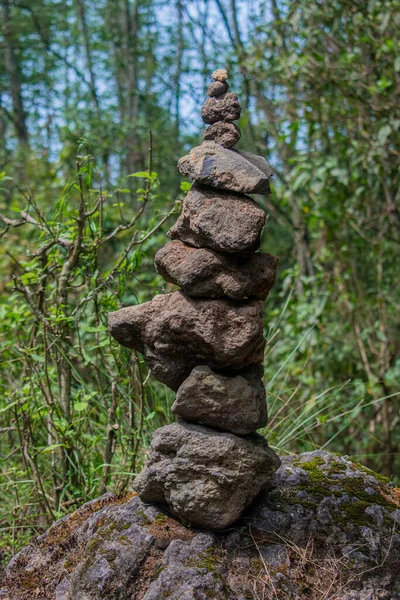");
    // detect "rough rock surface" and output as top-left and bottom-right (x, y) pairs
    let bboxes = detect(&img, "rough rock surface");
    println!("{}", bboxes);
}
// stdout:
(177, 141), (272, 194)
(172, 364), (267, 434)
(108, 291), (265, 390)
(235, 148), (274, 179)
(133, 420), (280, 528)
(208, 80), (228, 97)
(201, 93), (241, 124)
(155, 240), (278, 300)
(212, 68), (228, 81)
(203, 121), (241, 147)
(3, 452), (399, 600)
(167, 184), (266, 254)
